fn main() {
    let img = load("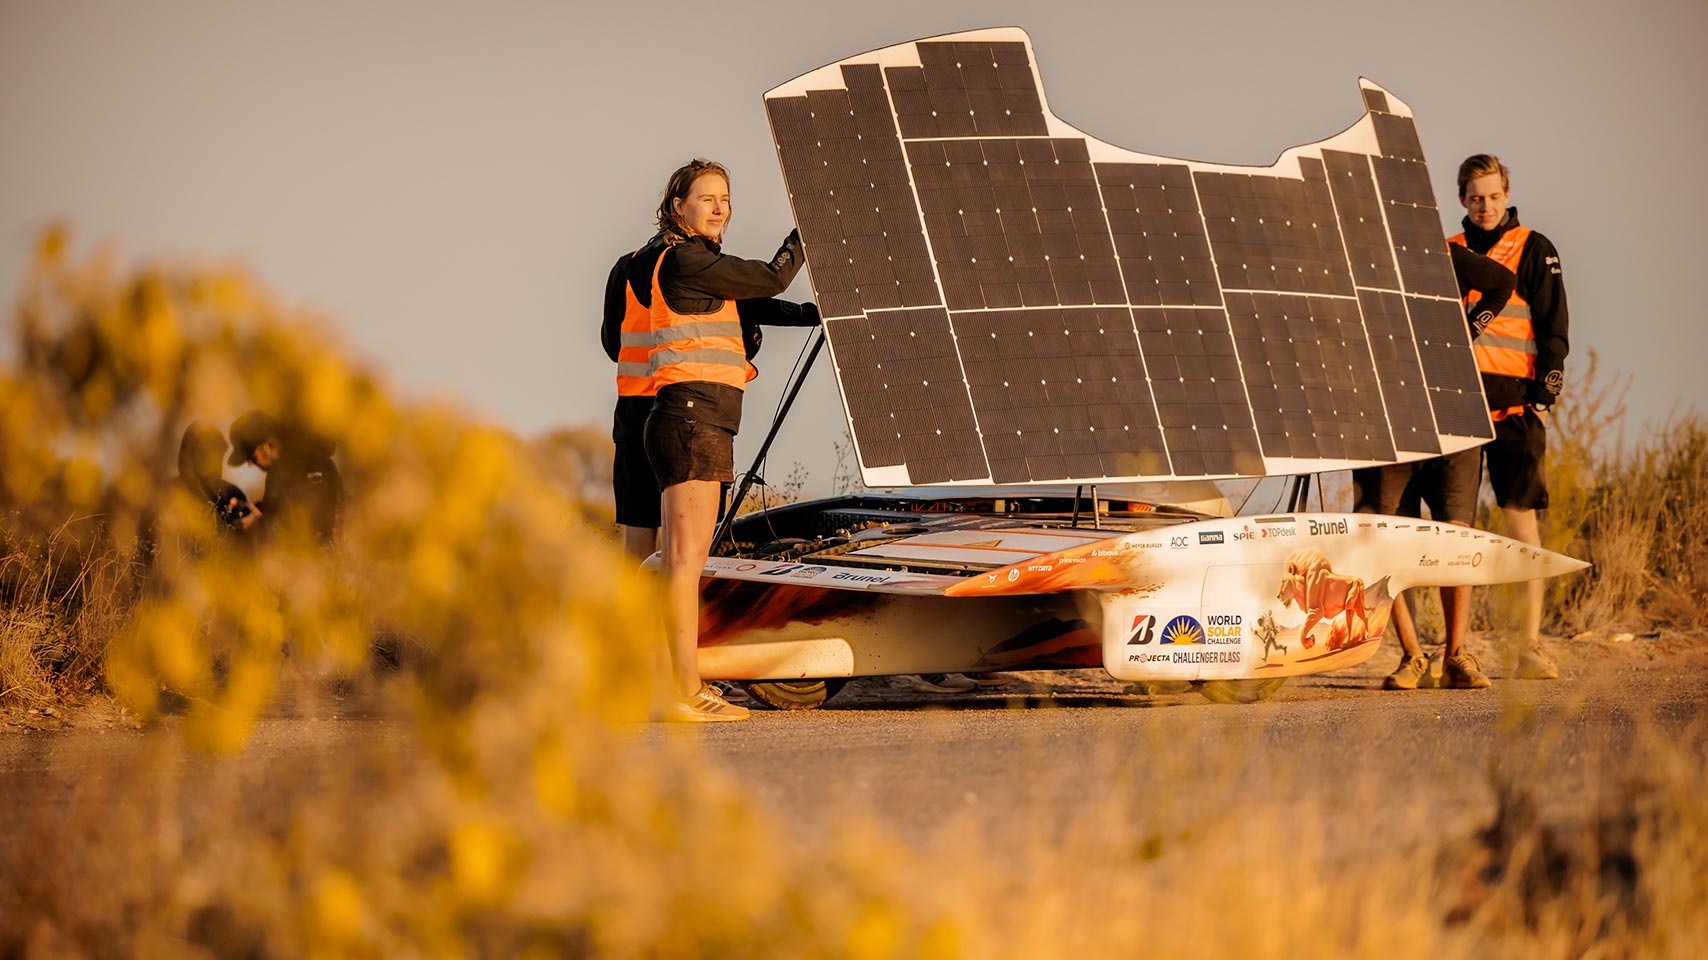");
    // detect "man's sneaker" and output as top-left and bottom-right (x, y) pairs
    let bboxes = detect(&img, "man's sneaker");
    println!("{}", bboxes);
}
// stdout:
(665, 684), (751, 722)
(1382, 654), (1430, 690)
(1443, 652), (1492, 689)
(1417, 655), (1442, 689)
(905, 673), (978, 694)
(1515, 644), (1559, 680)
